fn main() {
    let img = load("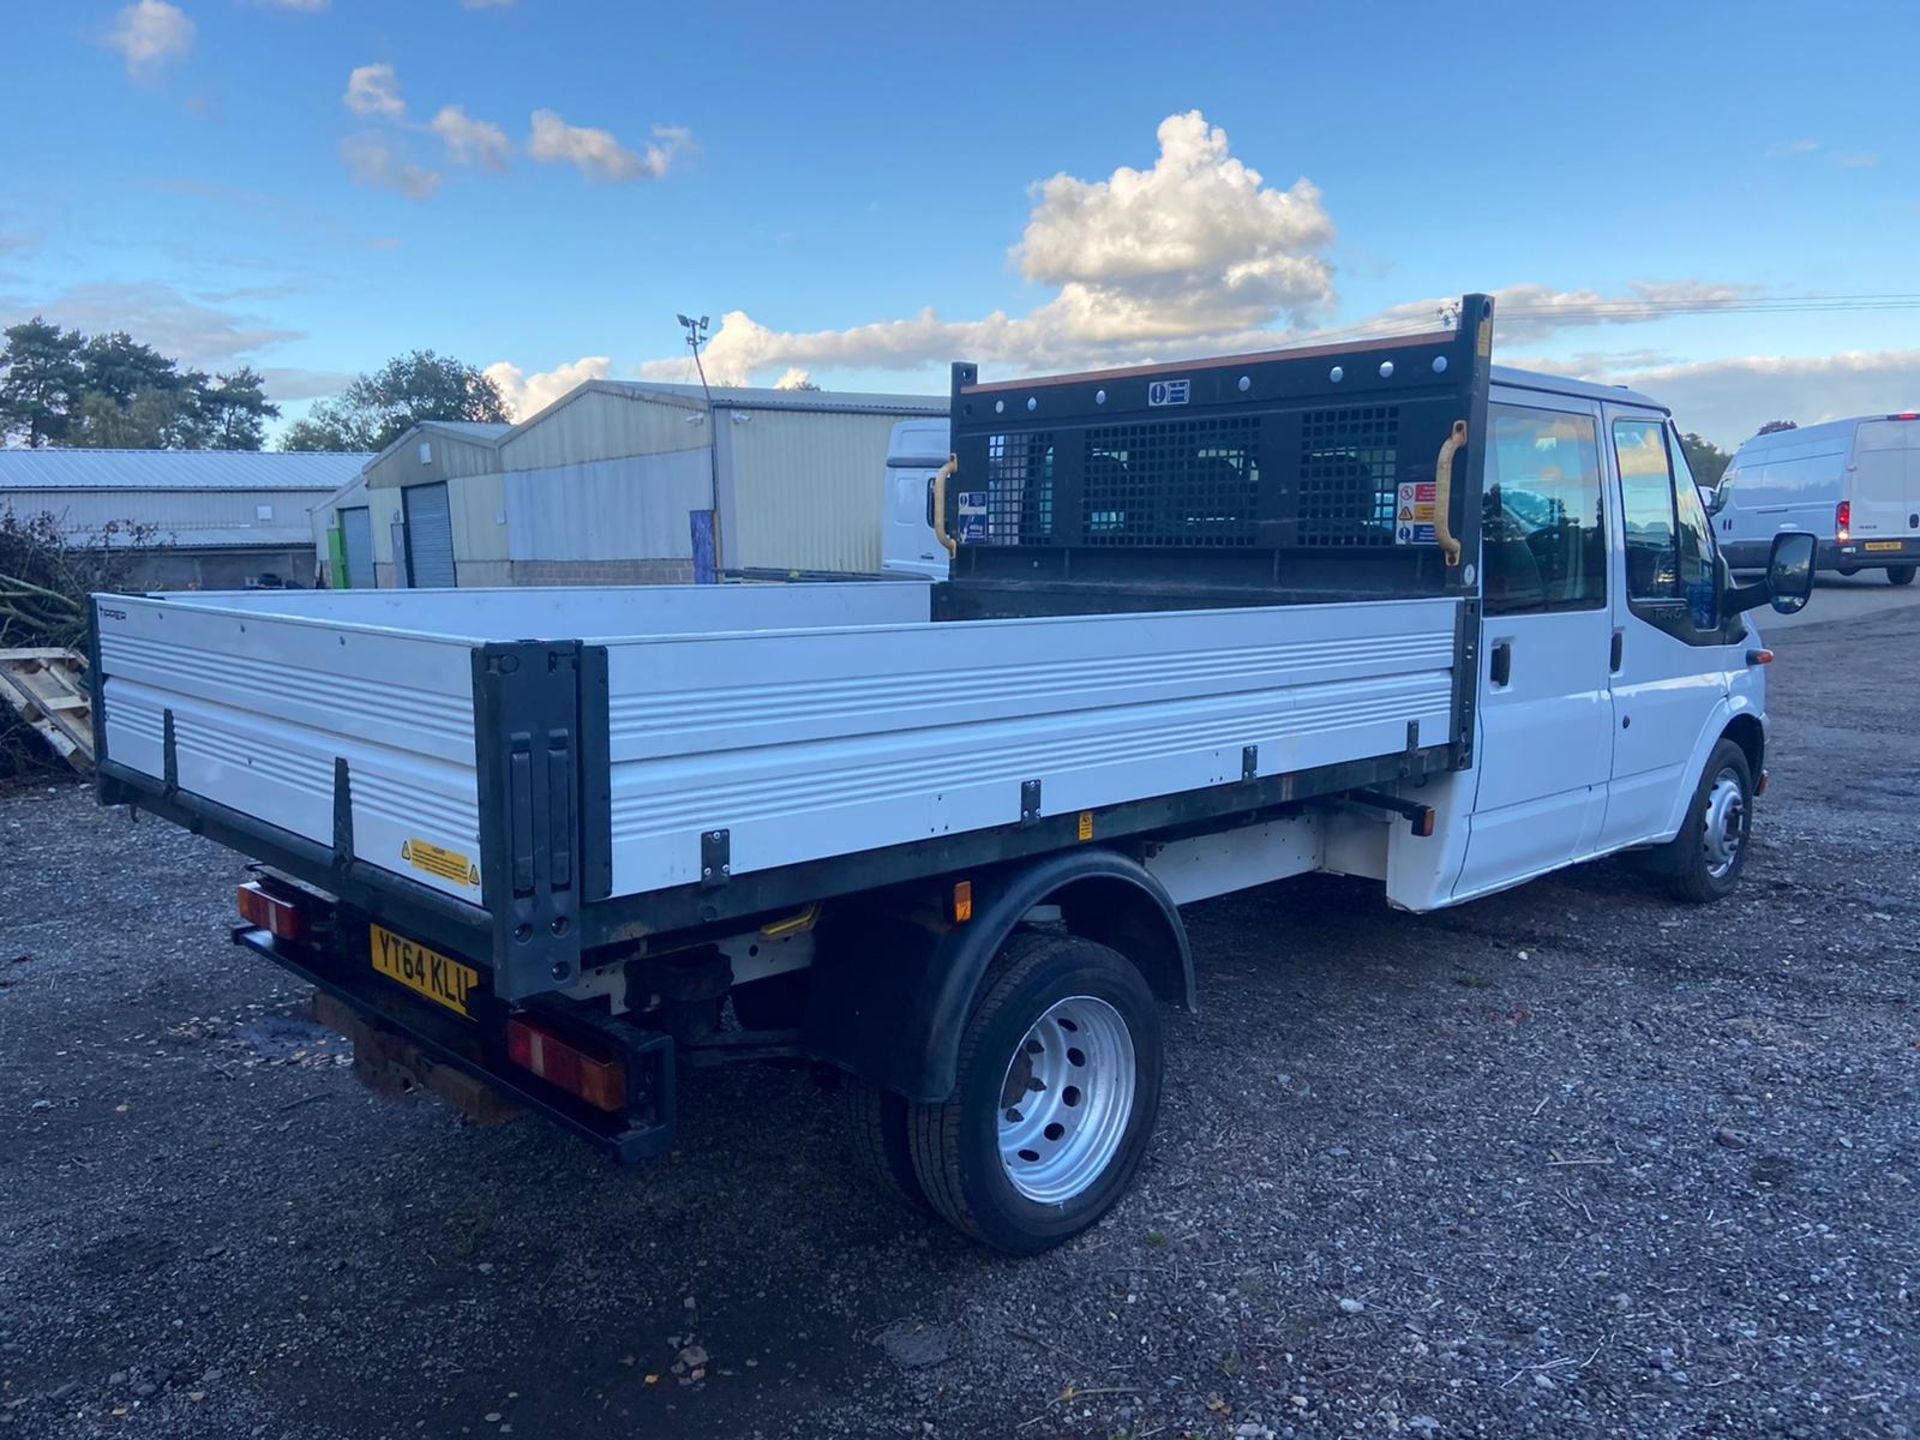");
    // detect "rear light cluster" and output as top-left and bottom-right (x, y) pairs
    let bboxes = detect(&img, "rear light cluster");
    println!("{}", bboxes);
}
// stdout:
(237, 881), (307, 942)
(1836, 499), (1851, 543)
(506, 1017), (627, 1111)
